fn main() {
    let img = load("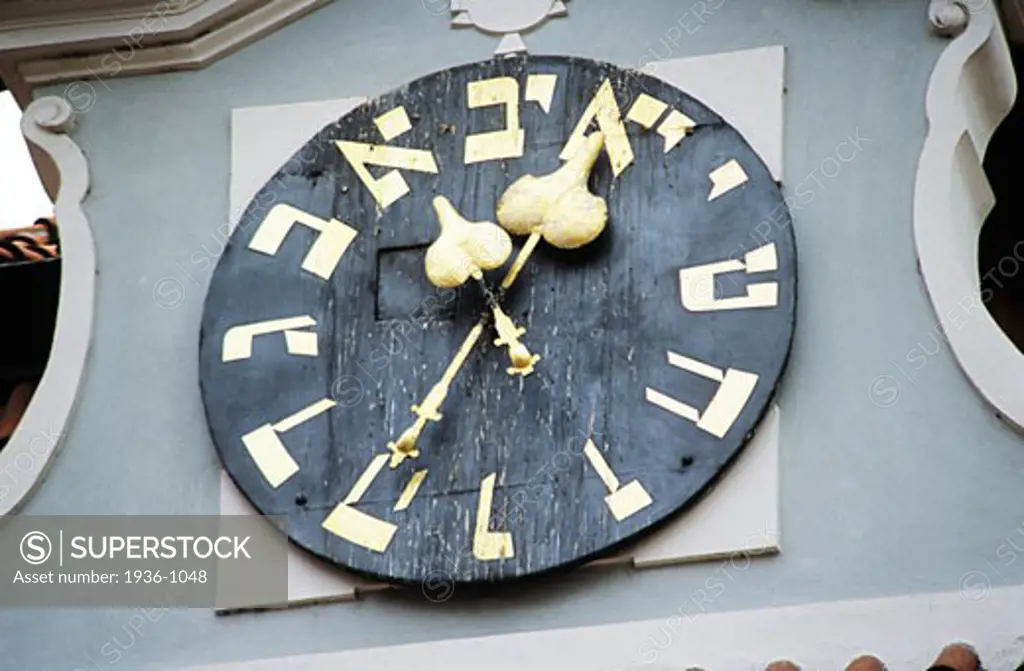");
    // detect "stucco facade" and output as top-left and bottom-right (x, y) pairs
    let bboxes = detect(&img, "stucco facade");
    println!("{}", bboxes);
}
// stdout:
(3, 1), (1024, 669)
